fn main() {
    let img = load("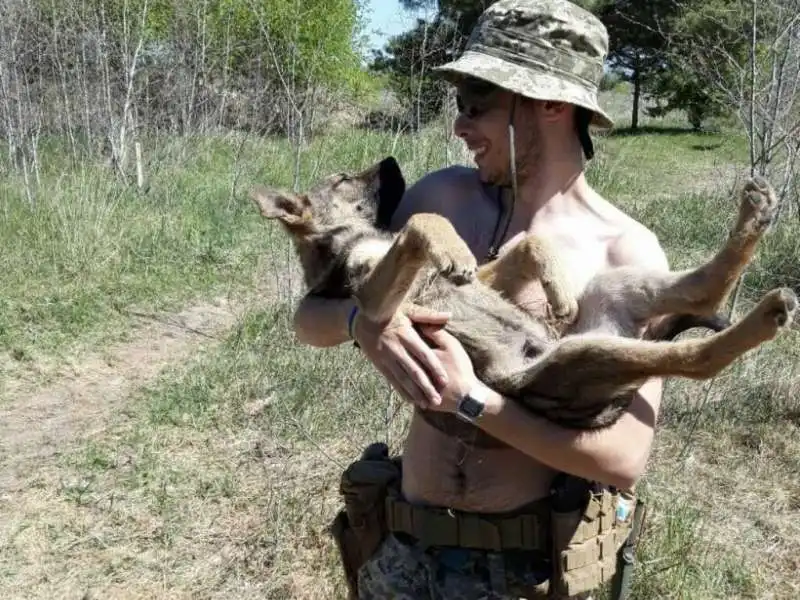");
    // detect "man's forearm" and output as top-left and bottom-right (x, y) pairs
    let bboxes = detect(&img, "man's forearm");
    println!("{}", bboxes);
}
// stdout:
(476, 377), (664, 489)
(293, 294), (357, 347)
